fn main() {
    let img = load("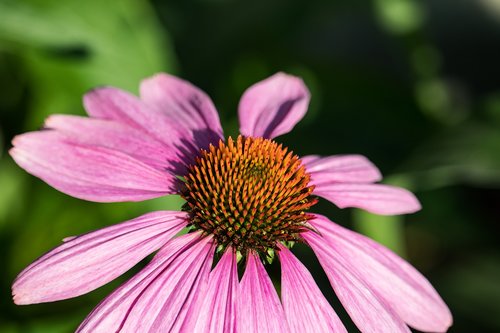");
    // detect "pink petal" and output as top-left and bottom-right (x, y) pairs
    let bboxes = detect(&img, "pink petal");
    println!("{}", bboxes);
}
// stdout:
(45, 115), (178, 172)
(140, 73), (224, 146)
(84, 86), (215, 165)
(302, 154), (382, 184)
(238, 72), (310, 139)
(278, 245), (347, 333)
(10, 131), (173, 202)
(239, 252), (290, 333)
(314, 183), (421, 215)
(188, 249), (238, 333)
(304, 230), (411, 333)
(77, 232), (215, 333)
(84, 86), (178, 145)
(307, 215), (452, 332)
(13, 211), (187, 305)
